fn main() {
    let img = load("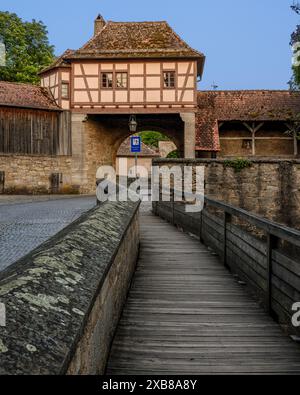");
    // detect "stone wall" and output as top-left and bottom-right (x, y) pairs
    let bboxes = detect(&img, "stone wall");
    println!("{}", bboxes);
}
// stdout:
(0, 200), (140, 375)
(0, 155), (74, 194)
(71, 113), (185, 194)
(159, 141), (177, 158)
(153, 158), (300, 230)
